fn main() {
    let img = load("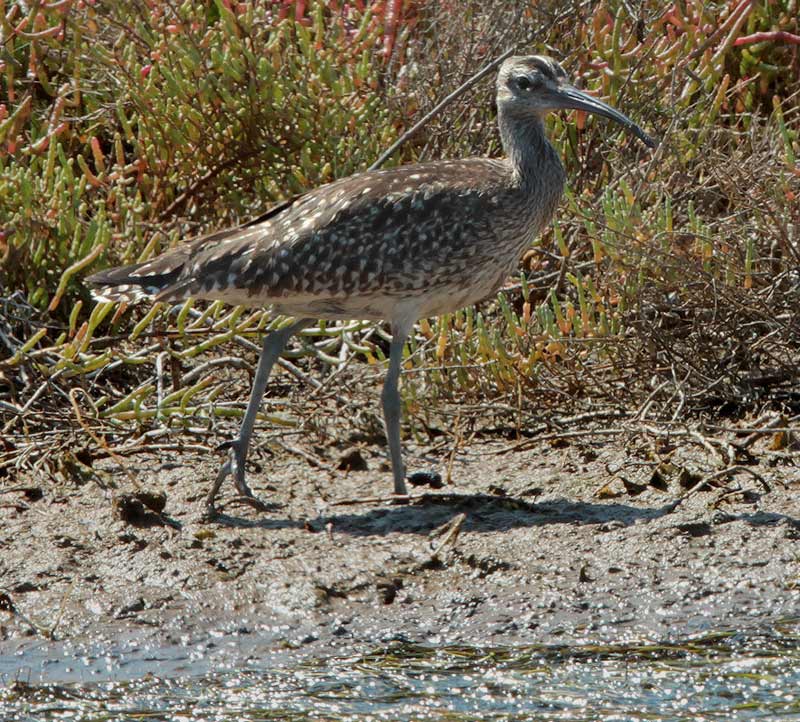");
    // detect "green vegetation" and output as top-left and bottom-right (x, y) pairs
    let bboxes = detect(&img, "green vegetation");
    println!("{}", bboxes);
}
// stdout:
(1, 1), (798, 472)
